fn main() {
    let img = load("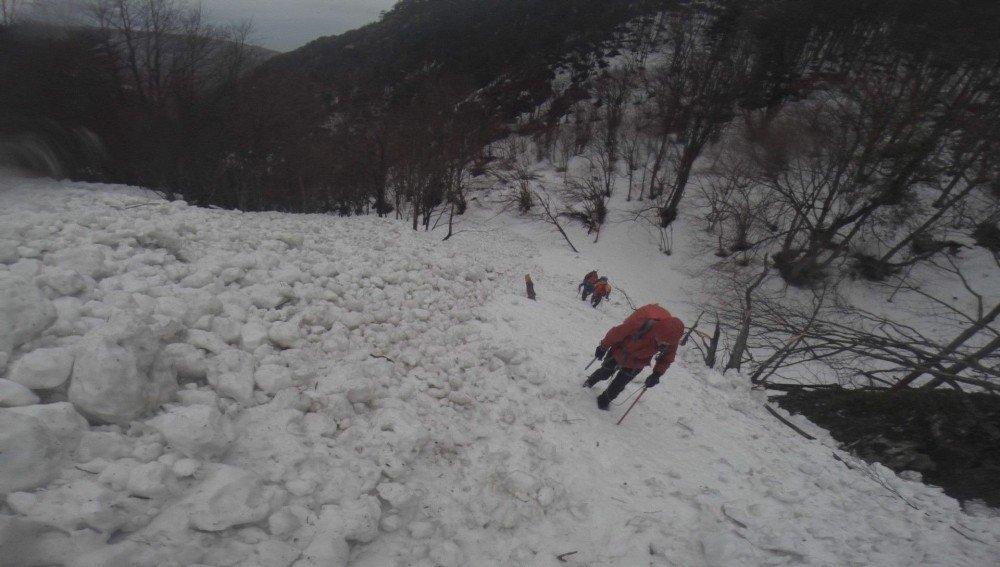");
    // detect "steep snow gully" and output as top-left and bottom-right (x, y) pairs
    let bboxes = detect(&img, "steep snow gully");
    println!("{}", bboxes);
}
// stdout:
(0, 178), (997, 566)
